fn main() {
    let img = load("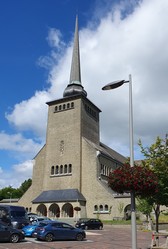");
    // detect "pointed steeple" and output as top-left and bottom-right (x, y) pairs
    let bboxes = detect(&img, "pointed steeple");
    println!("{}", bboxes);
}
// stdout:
(63, 16), (87, 98)
(69, 15), (81, 85)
